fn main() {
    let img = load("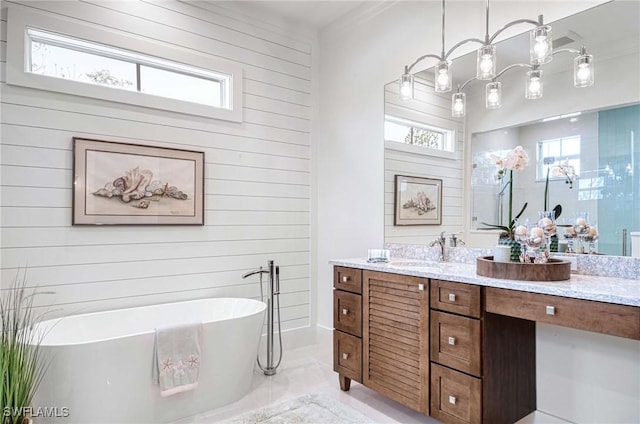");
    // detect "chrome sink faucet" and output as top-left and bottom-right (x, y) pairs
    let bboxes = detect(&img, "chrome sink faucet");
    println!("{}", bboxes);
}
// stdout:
(430, 231), (447, 262)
